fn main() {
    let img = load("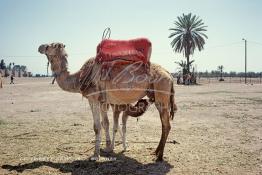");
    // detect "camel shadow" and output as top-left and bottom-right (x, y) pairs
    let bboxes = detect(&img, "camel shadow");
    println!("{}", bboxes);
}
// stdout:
(2, 152), (173, 175)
